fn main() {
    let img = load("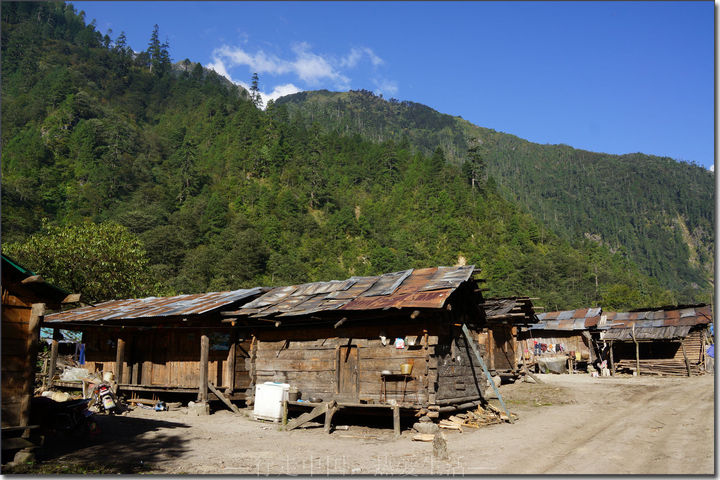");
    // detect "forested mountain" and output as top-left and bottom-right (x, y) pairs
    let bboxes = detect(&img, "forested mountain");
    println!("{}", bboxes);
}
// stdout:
(0, 2), (689, 310)
(275, 90), (714, 301)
